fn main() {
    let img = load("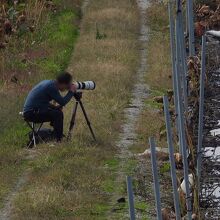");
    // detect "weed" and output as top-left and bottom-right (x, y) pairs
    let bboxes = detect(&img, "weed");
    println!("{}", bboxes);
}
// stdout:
(96, 23), (107, 40)
(160, 162), (171, 174)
